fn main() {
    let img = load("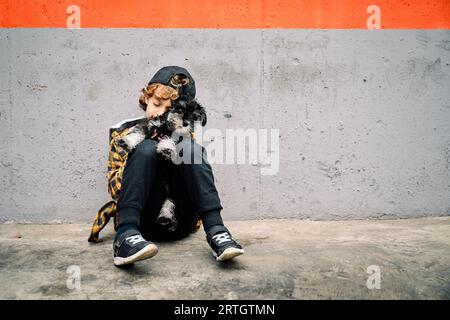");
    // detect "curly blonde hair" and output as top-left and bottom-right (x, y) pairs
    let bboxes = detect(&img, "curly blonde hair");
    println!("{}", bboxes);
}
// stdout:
(138, 74), (190, 111)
